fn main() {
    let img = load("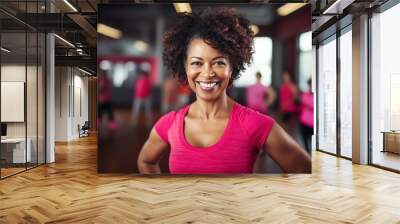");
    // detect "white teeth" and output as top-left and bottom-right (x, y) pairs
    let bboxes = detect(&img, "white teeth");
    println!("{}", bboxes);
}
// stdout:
(197, 81), (218, 90)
